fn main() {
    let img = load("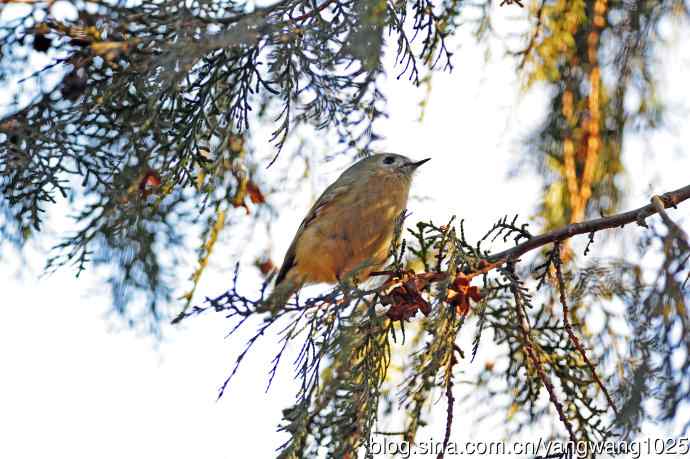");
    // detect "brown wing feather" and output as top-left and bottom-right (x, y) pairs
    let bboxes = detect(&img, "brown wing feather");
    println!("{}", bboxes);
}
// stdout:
(274, 183), (348, 286)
